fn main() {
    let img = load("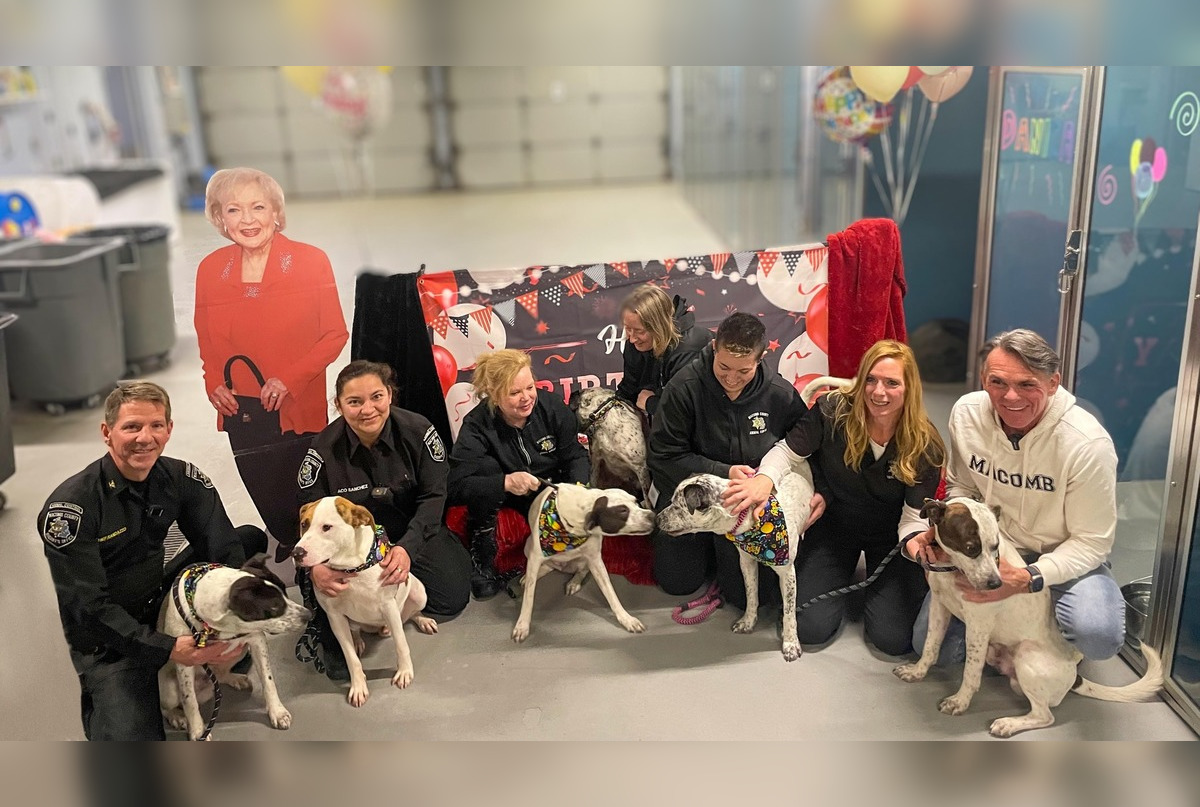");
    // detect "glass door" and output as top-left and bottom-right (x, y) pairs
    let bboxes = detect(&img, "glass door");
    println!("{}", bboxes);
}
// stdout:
(970, 67), (1095, 377)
